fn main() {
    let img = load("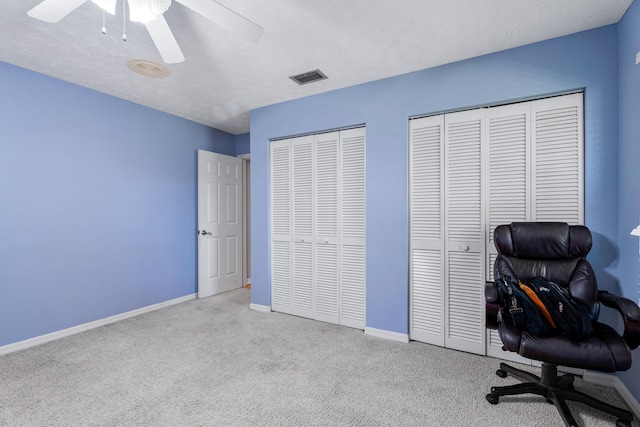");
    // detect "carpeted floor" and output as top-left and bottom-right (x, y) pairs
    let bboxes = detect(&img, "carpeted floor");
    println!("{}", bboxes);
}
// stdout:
(0, 288), (637, 426)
